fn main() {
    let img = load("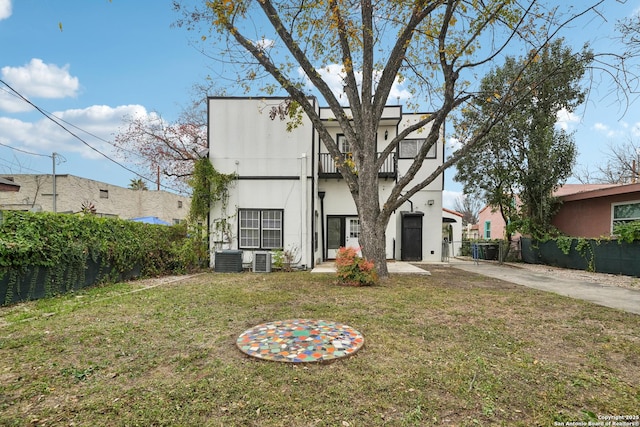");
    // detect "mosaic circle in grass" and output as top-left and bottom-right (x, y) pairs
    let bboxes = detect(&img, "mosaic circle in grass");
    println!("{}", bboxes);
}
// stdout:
(236, 319), (364, 363)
